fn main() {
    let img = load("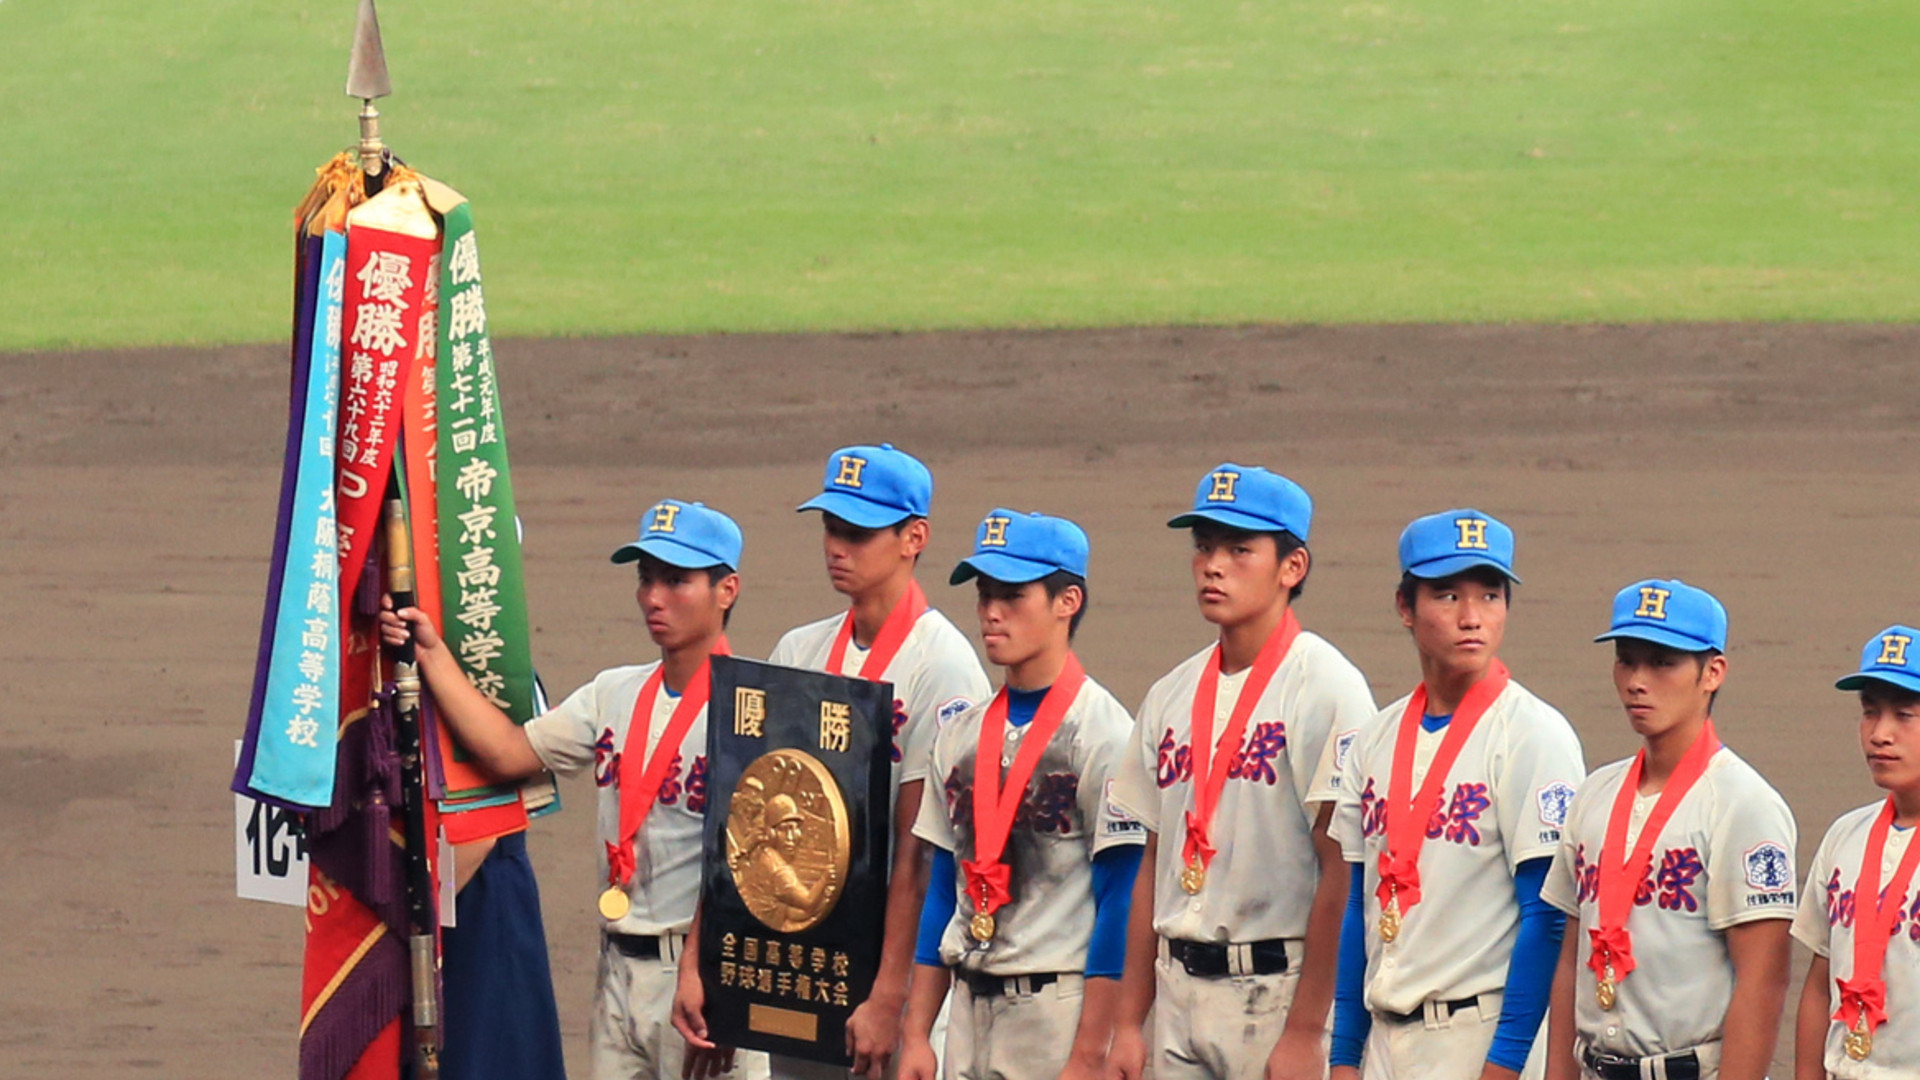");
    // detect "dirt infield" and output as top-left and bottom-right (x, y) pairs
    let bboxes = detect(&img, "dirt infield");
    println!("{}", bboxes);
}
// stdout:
(3, 324), (1917, 1077)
